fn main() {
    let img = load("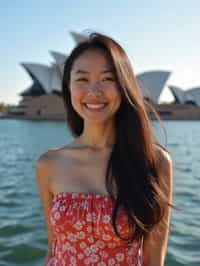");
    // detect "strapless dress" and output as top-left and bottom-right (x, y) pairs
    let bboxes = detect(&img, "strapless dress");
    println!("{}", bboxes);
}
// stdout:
(47, 192), (142, 266)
